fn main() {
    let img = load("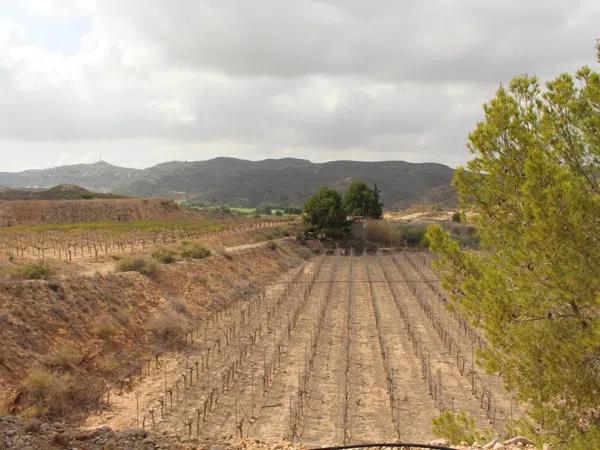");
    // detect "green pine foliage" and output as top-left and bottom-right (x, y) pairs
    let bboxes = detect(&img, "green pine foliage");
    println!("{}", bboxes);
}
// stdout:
(426, 45), (600, 447)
